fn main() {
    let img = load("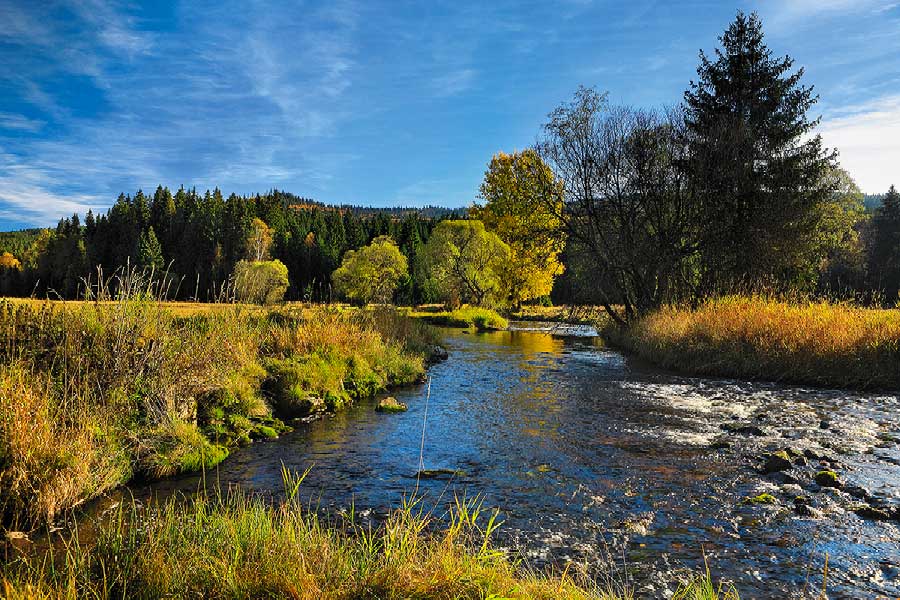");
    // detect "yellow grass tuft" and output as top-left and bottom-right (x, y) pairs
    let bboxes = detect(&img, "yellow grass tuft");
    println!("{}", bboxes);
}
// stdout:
(608, 296), (900, 389)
